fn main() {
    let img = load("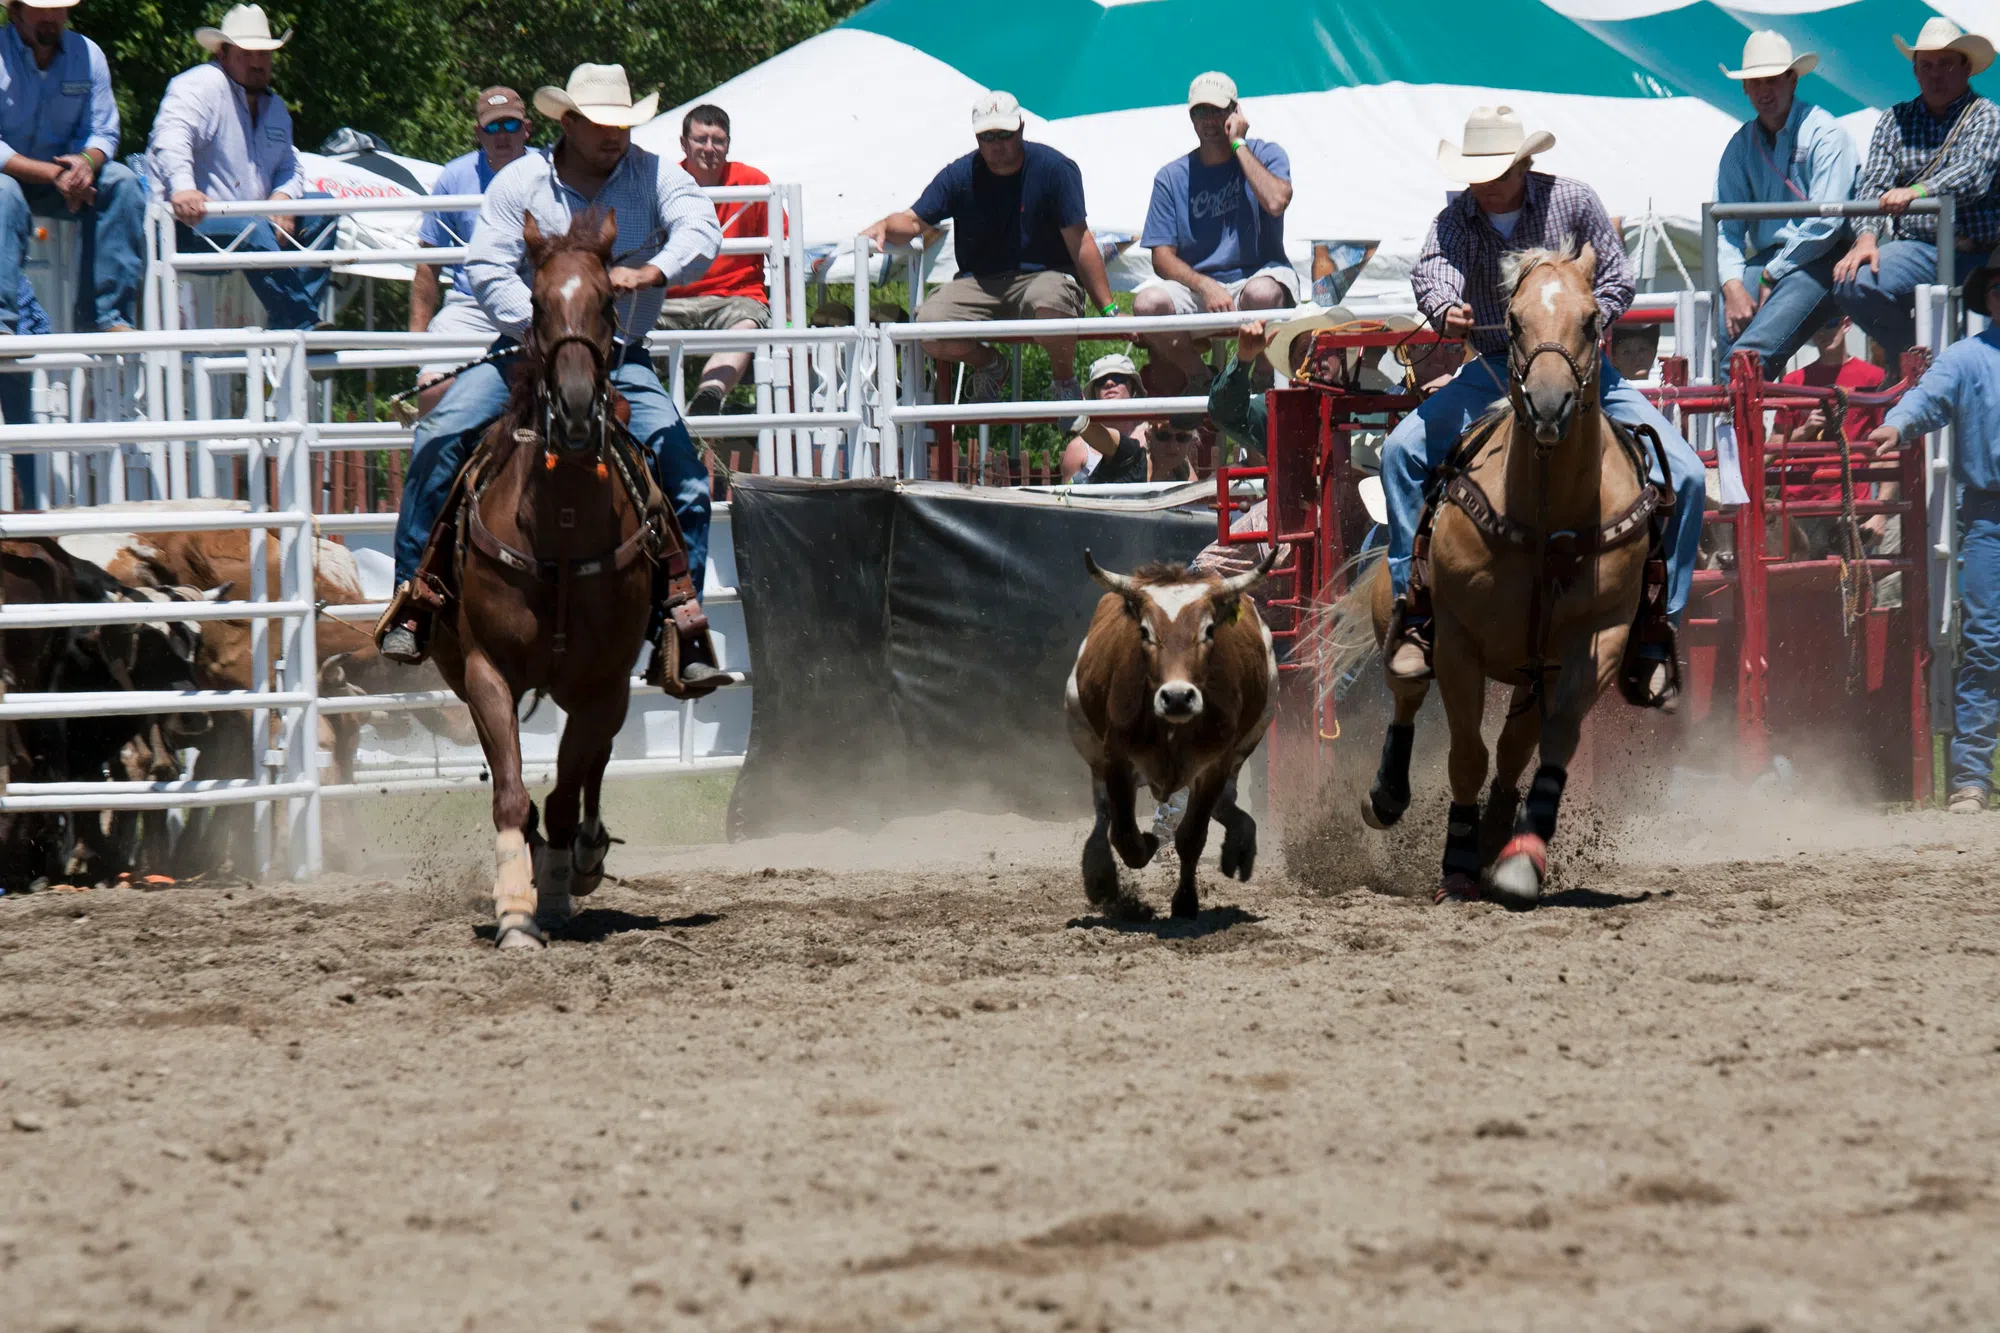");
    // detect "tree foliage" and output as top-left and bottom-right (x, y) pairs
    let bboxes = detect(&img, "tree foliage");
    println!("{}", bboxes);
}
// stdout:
(72, 0), (865, 164)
